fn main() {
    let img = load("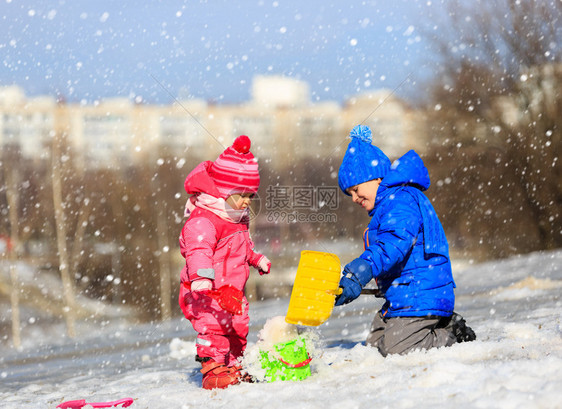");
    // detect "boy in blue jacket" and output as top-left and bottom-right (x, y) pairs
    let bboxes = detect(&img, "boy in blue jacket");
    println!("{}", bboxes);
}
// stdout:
(336, 125), (476, 356)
